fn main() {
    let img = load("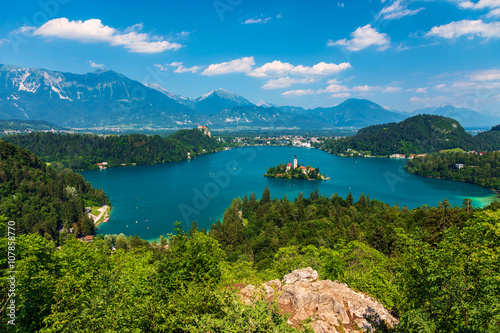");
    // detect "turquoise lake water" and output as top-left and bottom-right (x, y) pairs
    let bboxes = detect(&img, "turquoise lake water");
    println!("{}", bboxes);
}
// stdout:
(81, 146), (497, 241)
